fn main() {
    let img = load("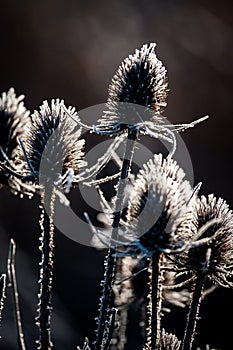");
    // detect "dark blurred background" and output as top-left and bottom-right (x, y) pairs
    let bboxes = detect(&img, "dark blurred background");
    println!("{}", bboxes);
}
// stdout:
(1, 0), (233, 349)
